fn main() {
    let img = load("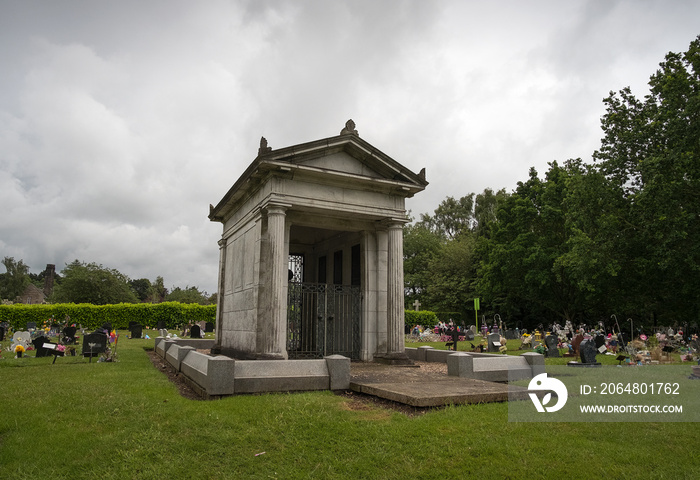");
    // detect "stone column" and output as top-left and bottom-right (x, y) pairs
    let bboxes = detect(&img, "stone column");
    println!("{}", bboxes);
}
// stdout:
(261, 204), (289, 359)
(212, 237), (227, 353)
(381, 219), (412, 364)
